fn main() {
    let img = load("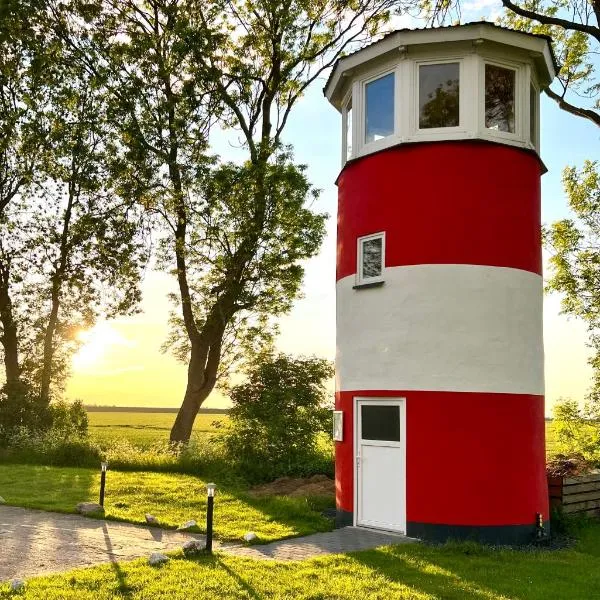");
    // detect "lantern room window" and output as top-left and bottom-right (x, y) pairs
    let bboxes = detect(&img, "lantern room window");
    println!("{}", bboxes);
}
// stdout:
(418, 62), (460, 129)
(364, 72), (395, 144)
(485, 63), (516, 133)
(357, 233), (385, 285)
